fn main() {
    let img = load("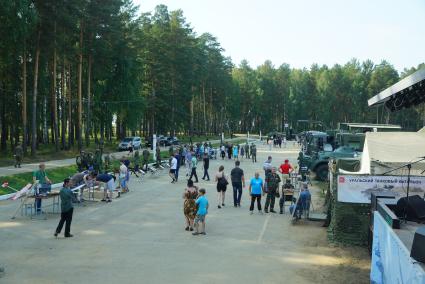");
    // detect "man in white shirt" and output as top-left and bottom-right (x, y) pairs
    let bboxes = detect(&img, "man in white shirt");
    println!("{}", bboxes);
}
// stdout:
(169, 154), (178, 183)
